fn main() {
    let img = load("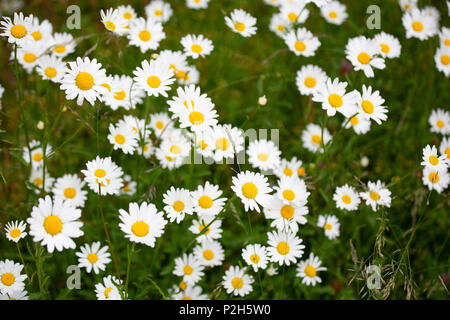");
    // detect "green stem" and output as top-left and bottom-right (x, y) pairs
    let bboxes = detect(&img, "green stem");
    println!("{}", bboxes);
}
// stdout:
(125, 242), (136, 298)
(16, 242), (31, 284)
